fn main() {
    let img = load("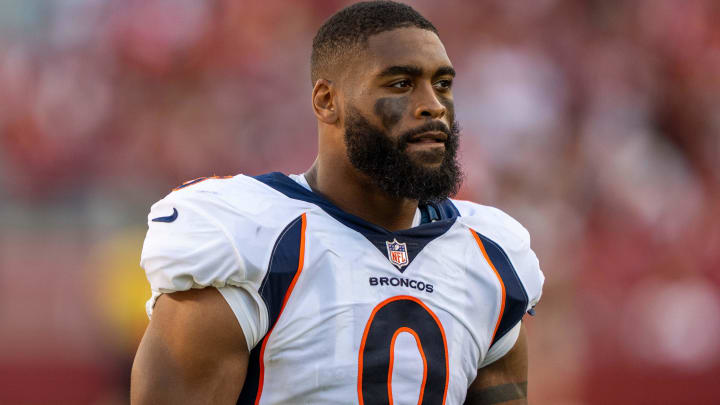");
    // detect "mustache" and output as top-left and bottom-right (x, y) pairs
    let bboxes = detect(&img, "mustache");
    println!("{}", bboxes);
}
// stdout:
(397, 121), (456, 145)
